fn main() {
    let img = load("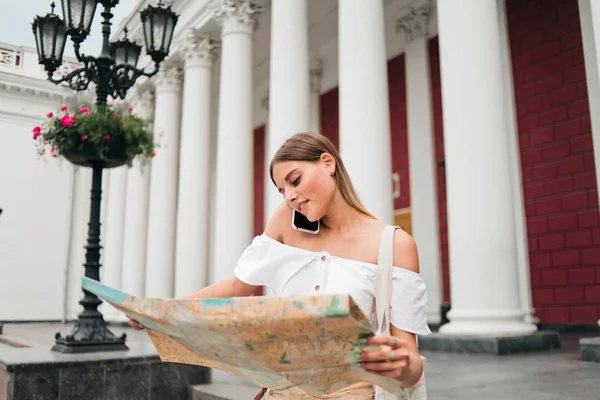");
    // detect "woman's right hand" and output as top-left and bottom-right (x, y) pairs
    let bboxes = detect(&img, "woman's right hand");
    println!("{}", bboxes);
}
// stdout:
(126, 316), (145, 331)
